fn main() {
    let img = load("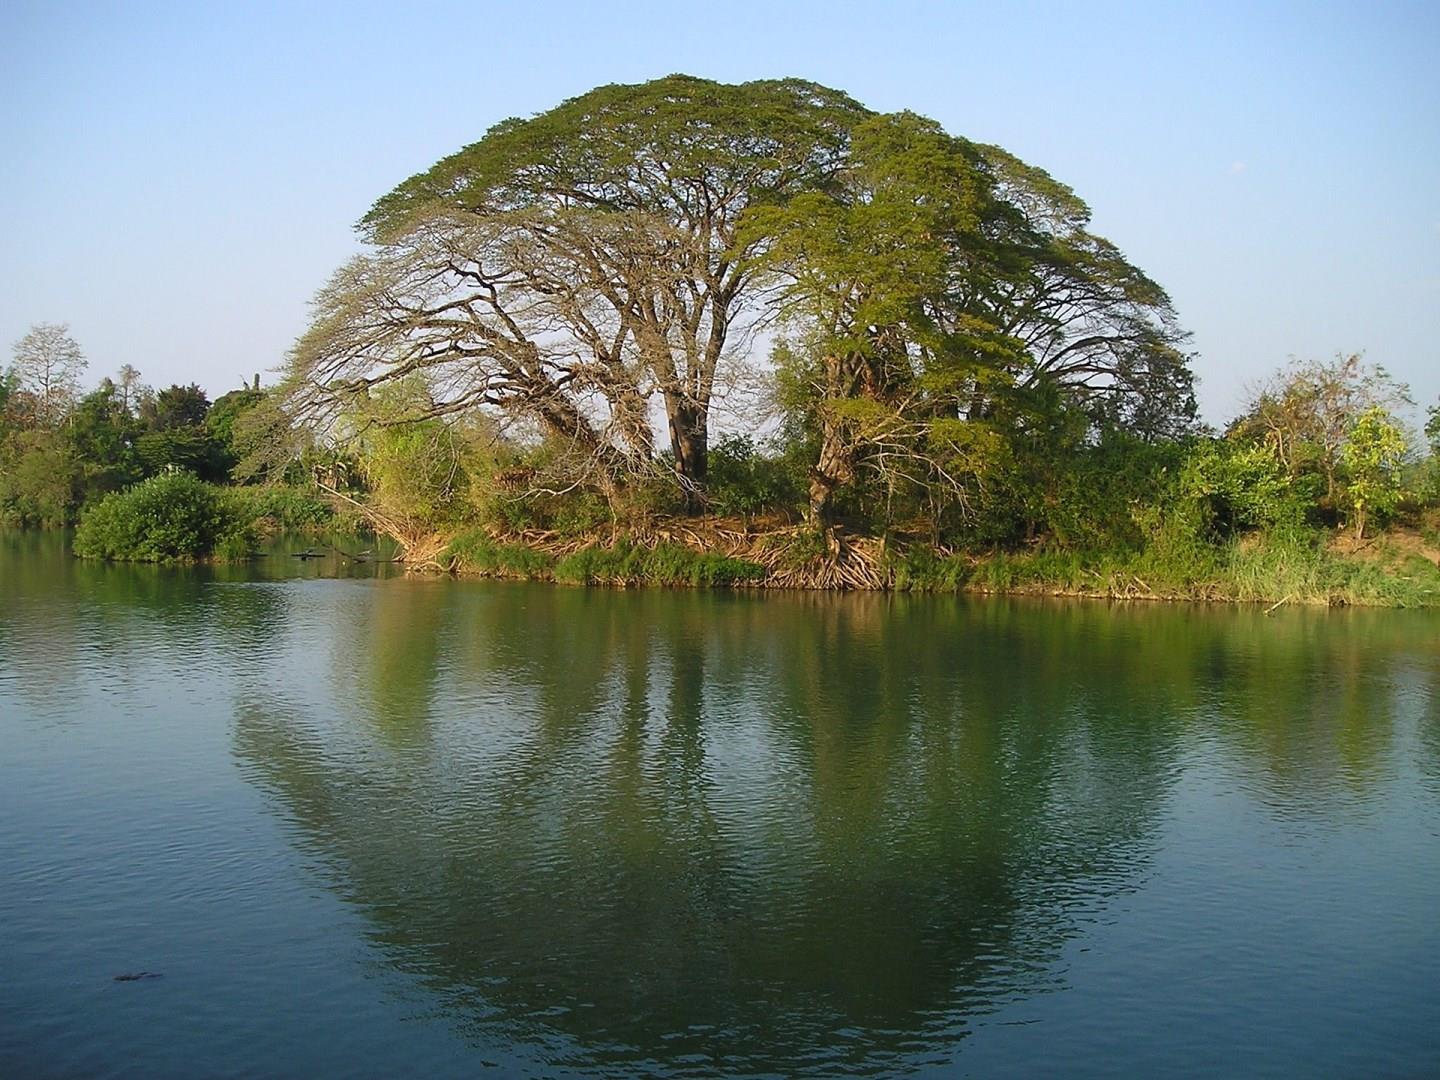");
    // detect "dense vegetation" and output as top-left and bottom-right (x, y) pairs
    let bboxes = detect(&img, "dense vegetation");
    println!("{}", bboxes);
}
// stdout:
(6, 77), (1439, 599)
(0, 332), (341, 559)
